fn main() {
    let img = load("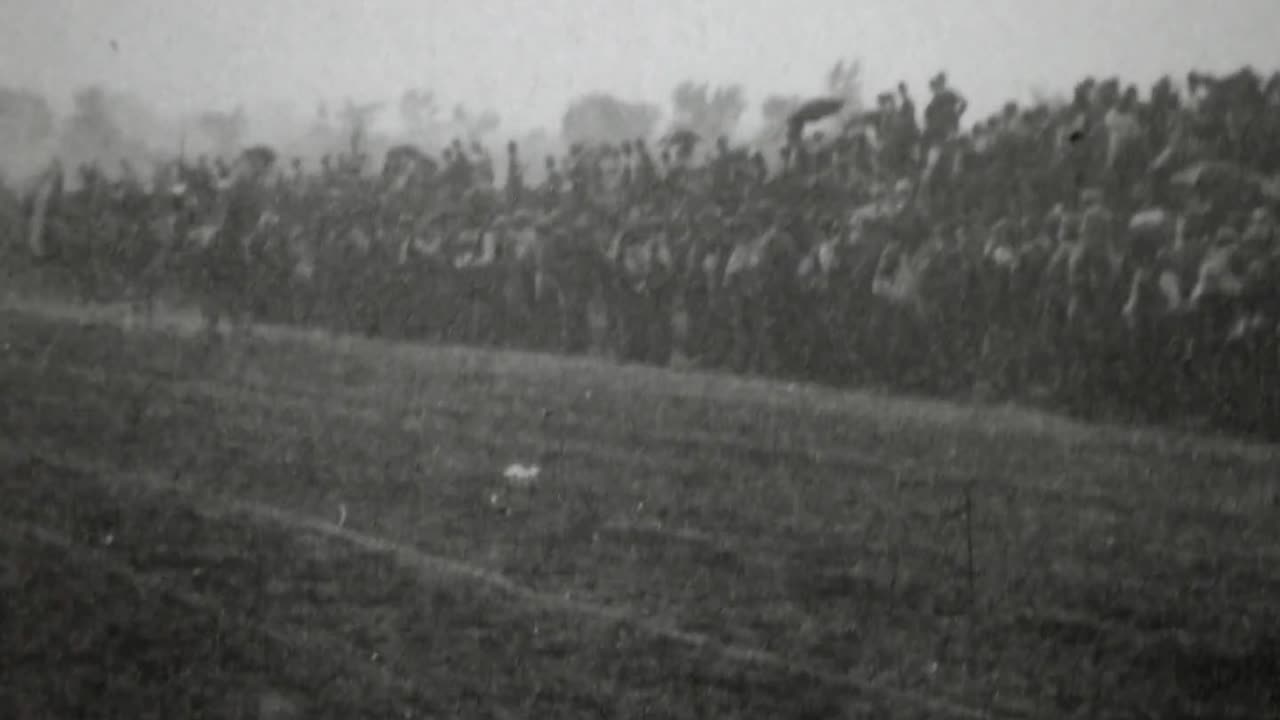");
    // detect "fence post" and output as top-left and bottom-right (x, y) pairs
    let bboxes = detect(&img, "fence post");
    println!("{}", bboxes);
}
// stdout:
(965, 484), (975, 610)
(963, 483), (978, 690)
